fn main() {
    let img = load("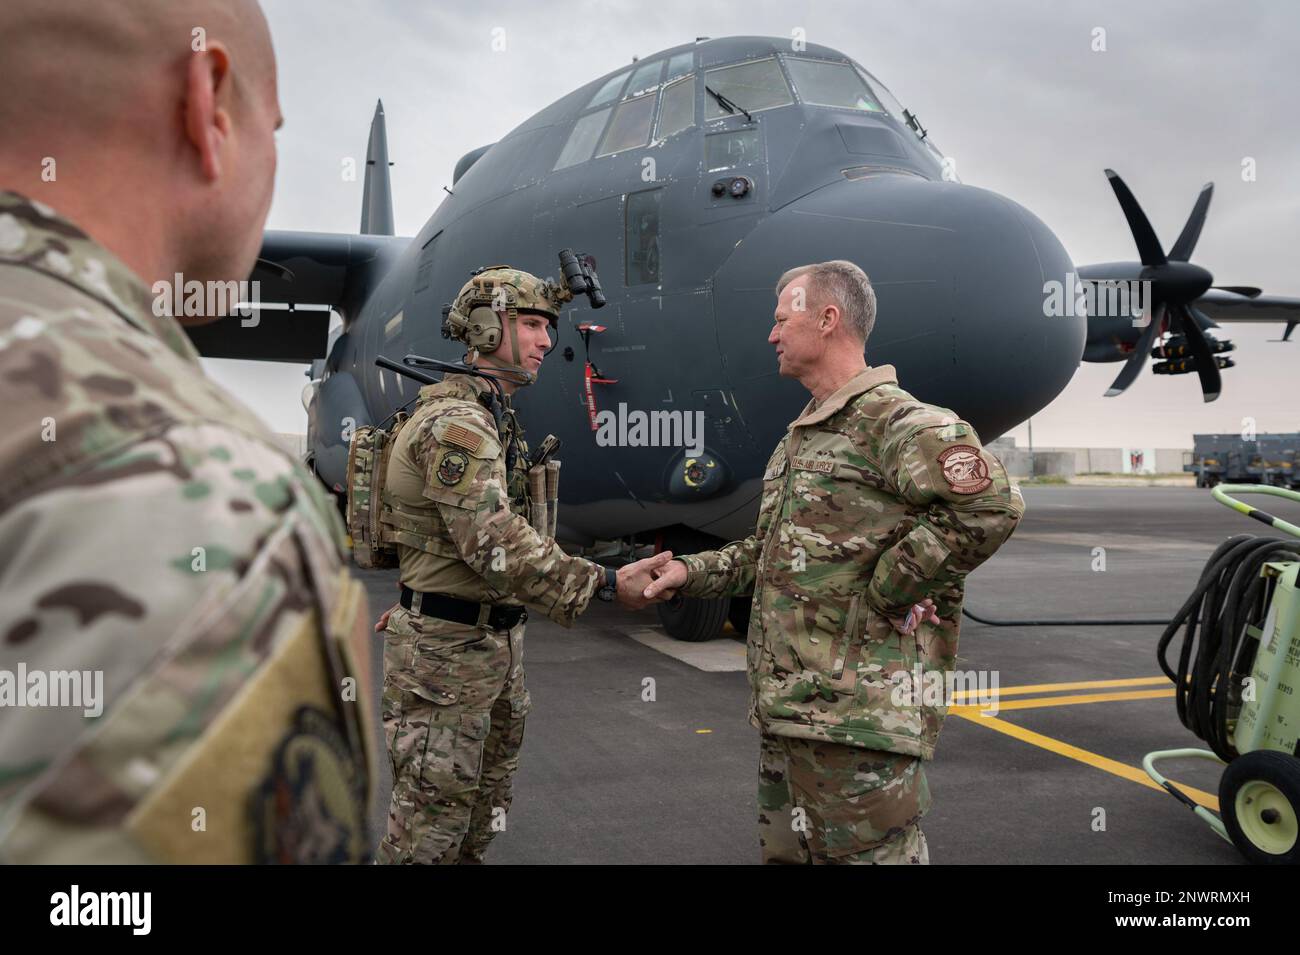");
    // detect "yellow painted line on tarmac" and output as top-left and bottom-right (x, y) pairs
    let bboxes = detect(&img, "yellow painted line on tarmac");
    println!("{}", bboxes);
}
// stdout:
(952, 711), (1218, 809)
(950, 676), (1168, 702)
(953, 689), (1175, 712)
